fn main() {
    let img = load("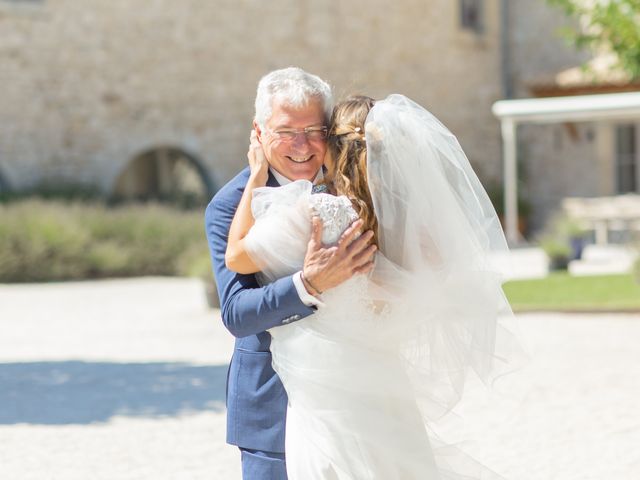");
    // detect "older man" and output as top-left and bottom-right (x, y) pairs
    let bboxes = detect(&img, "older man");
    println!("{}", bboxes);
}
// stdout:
(205, 67), (375, 480)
